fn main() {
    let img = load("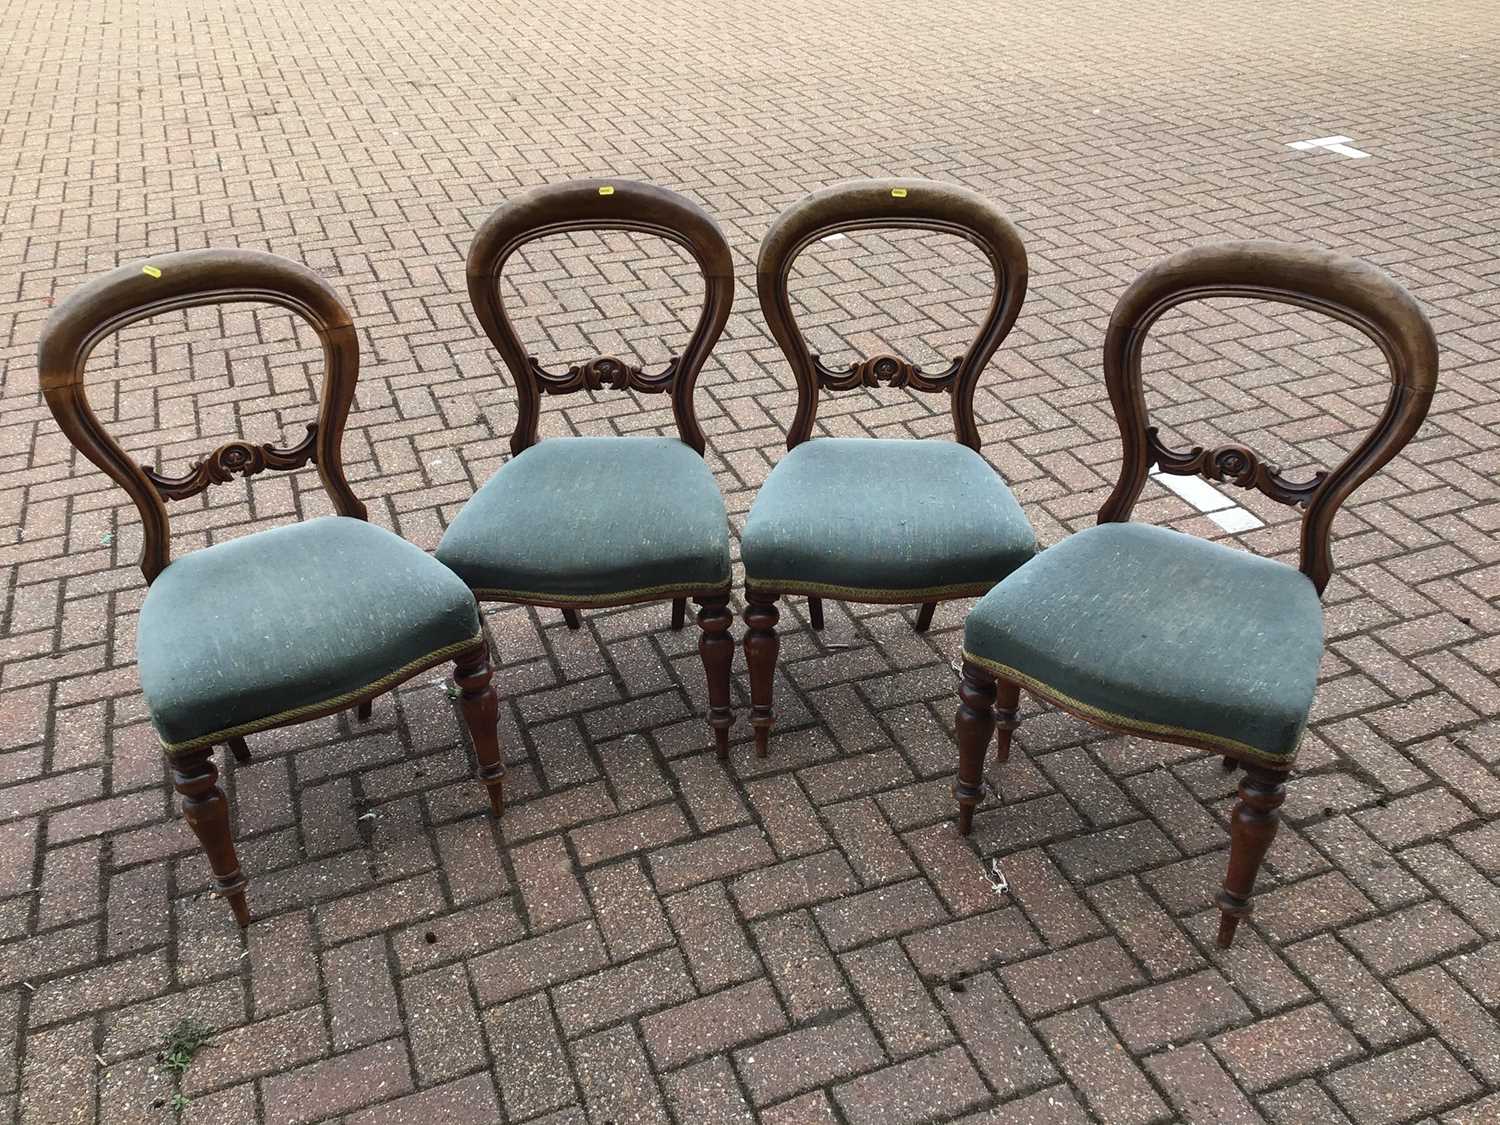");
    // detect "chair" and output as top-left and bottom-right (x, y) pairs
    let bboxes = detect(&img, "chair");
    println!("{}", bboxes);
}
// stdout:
(741, 178), (1034, 756)
(38, 249), (505, 927)
(435, 181), (737, 753)
(954, 241), (1438, 947)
